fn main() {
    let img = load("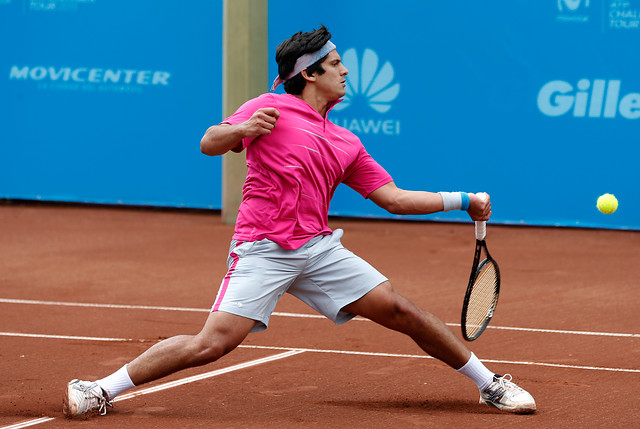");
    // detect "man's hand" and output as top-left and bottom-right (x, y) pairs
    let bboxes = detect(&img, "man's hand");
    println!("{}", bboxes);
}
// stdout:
(200, 108), (280, 156)
(467, 193), (491, 221)
(240, 108), (280, 138)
